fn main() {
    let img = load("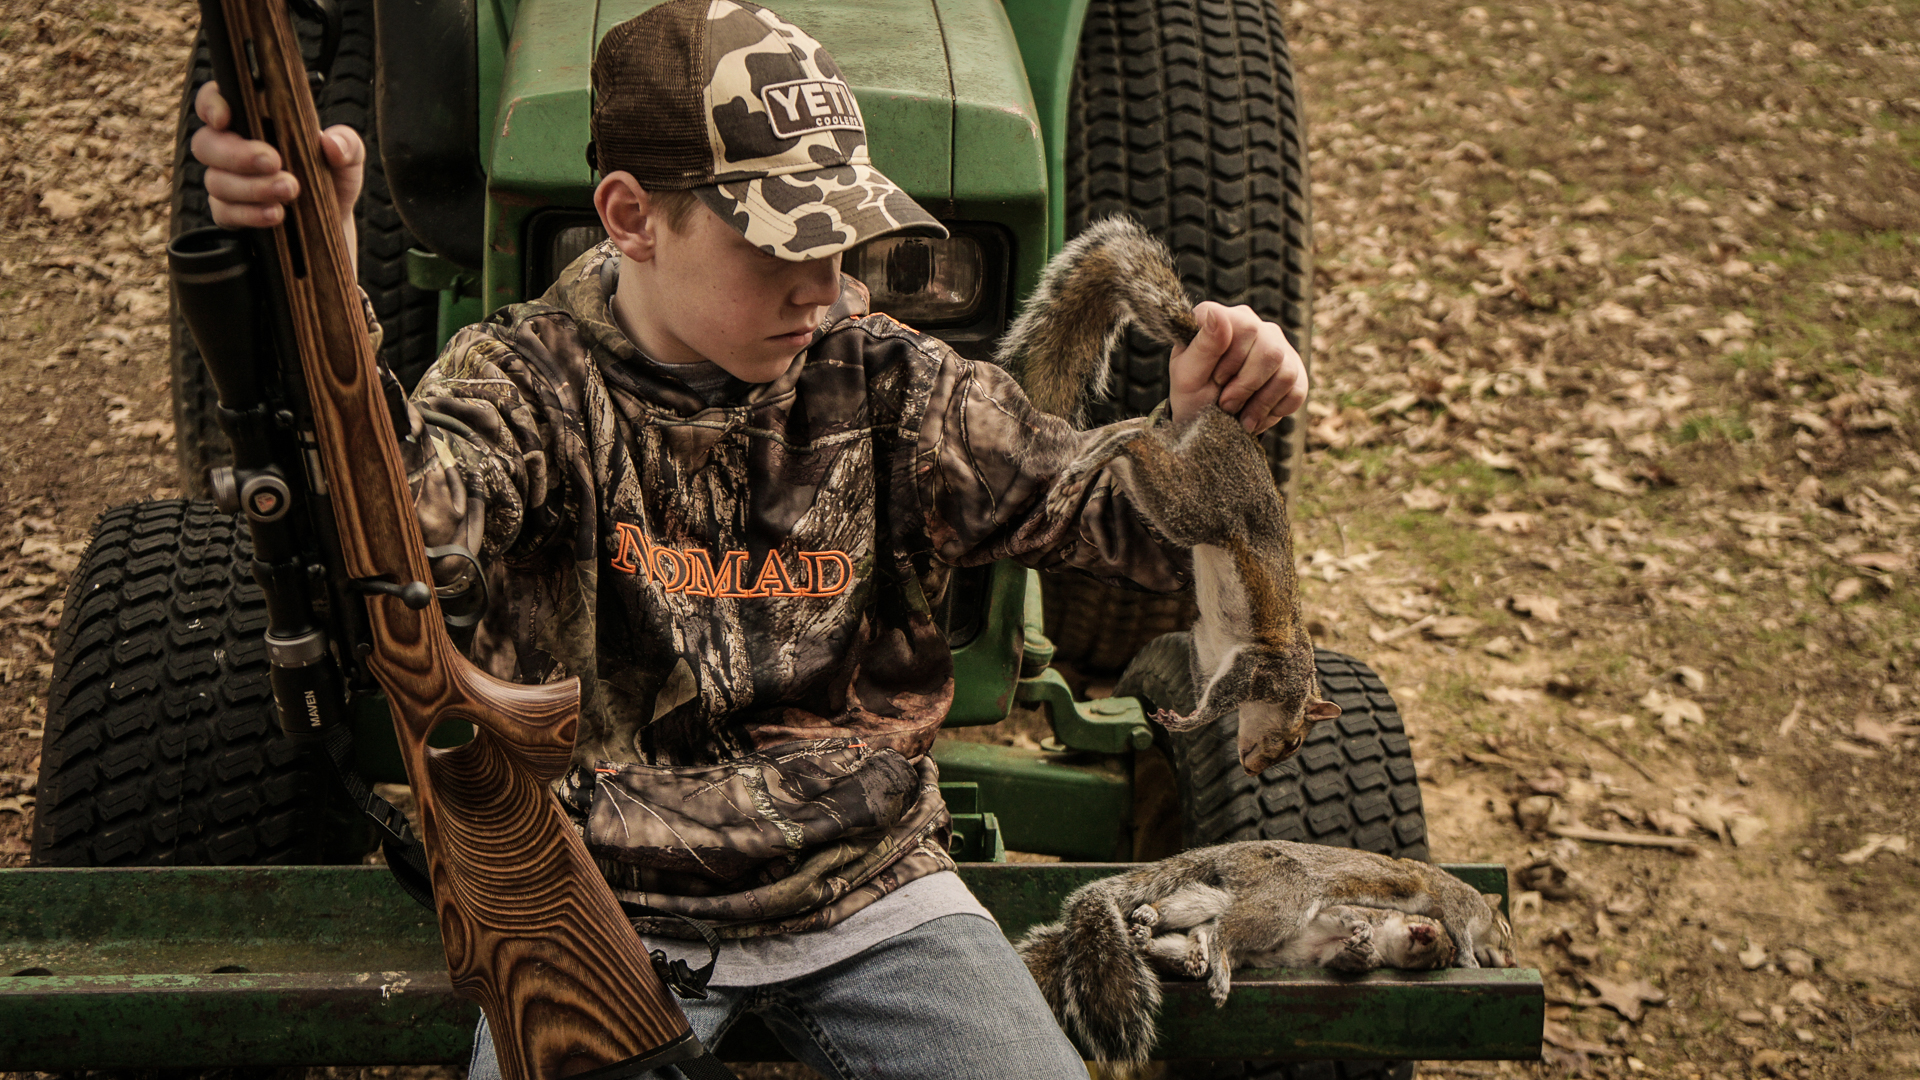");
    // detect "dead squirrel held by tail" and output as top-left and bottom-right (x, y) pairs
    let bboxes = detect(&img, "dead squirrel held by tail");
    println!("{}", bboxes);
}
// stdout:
(1014, 841), (1517, 1066)
(997, 216), (1339, 774)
